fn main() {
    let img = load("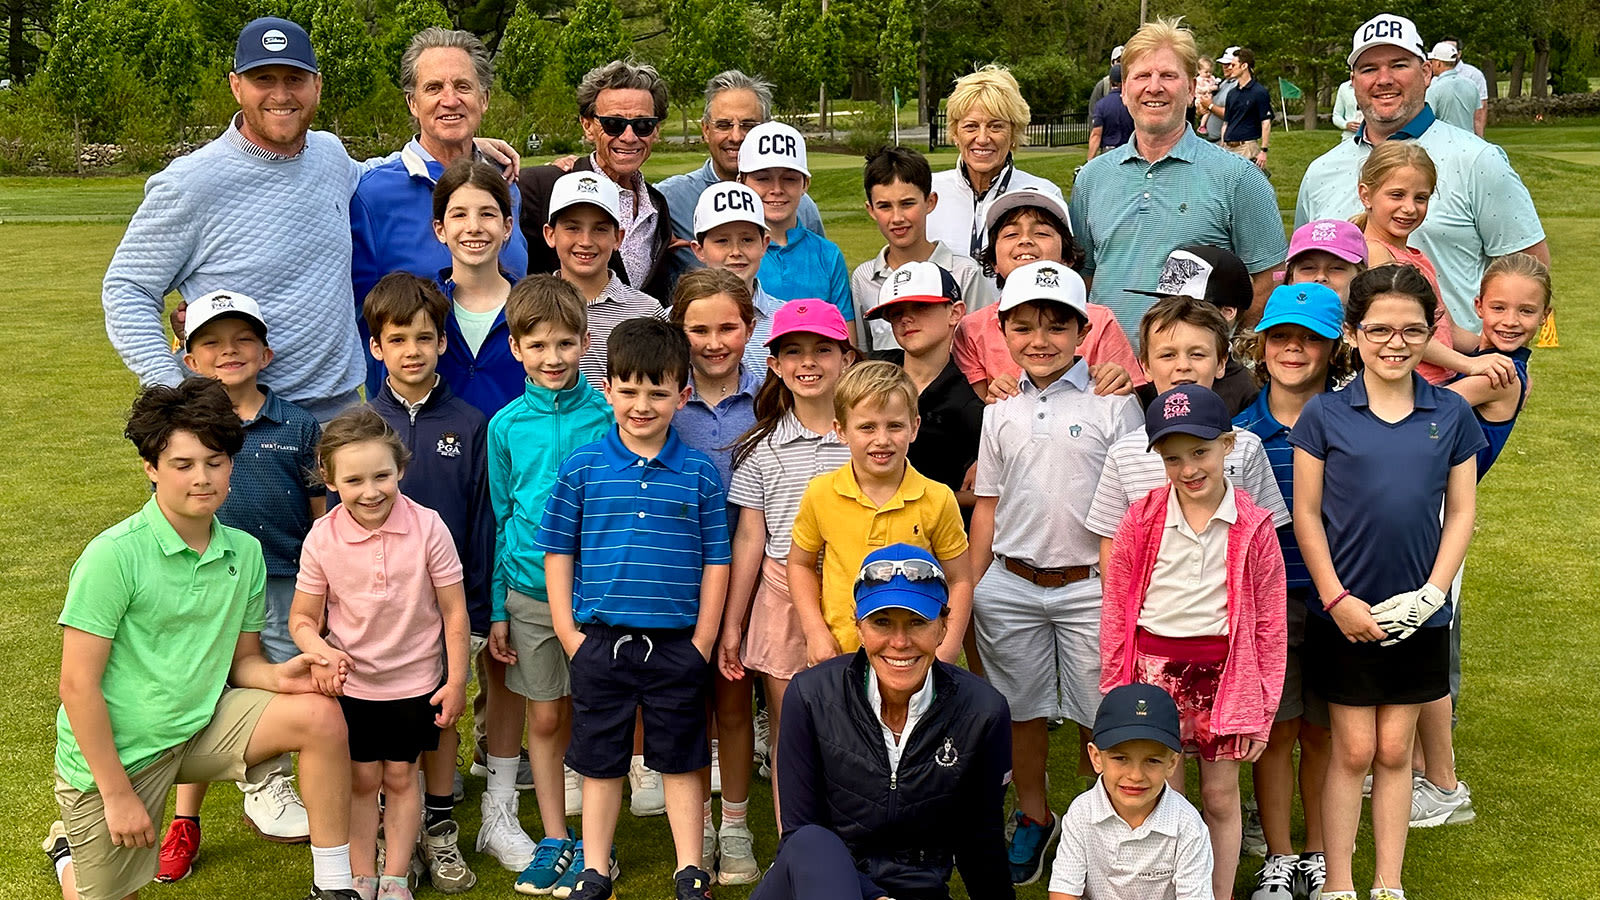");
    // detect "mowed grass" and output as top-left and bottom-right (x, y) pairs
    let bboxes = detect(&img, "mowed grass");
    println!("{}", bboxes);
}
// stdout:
(2, 121), (1597, 899)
